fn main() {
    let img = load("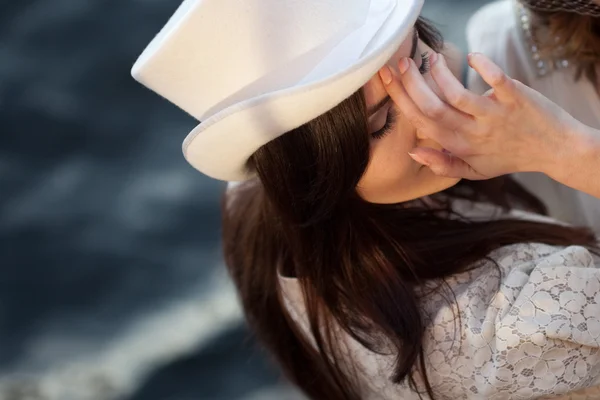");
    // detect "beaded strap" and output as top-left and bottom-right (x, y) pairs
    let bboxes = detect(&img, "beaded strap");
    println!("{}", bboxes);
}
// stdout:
(514, 0), (571, 78)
